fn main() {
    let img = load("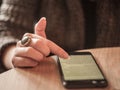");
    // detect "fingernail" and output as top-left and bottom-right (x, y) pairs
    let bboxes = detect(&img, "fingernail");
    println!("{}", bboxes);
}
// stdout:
(65, 56), (71, 60)
(64, 53), (70, 60)
(37, 17), (46, 25)
(41, 17), (46, 21)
